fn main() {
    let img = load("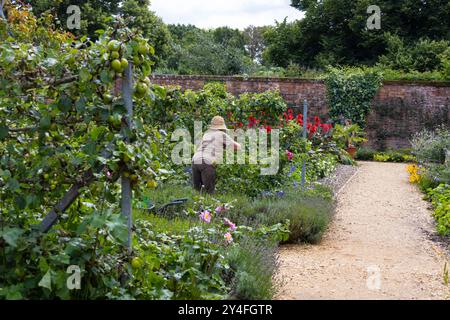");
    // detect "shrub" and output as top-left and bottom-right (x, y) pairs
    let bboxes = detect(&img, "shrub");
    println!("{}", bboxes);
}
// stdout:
(411, 126), (449, 165)
(441, 48), (450, 80)
(374, 154), (390, 162)
(132, 223), (230, 300)
(325, 67), (383, 128)
(358, 148), (415, 163)
(427, 184), (450, 236)
(228, 187), (334, 244)
(408, 126), (450, 236)
(378, 34), (449, 74)
(356, 147), (377, 161)
(226, 237), (279, 300)
(418, 174), (438, 193)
